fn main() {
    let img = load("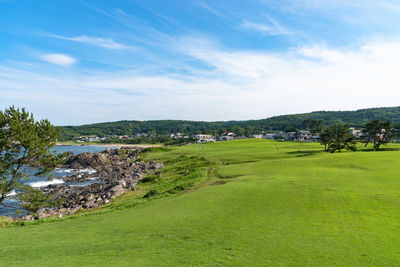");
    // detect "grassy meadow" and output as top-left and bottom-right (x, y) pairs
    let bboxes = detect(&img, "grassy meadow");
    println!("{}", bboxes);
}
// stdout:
(2, 139), (400, 266)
